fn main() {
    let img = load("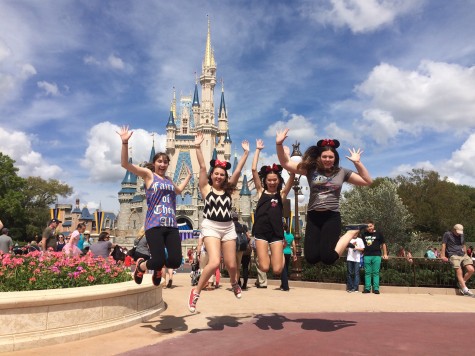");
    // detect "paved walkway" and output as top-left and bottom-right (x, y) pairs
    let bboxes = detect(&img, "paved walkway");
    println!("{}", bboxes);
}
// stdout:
(6, 273), (475, 356)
